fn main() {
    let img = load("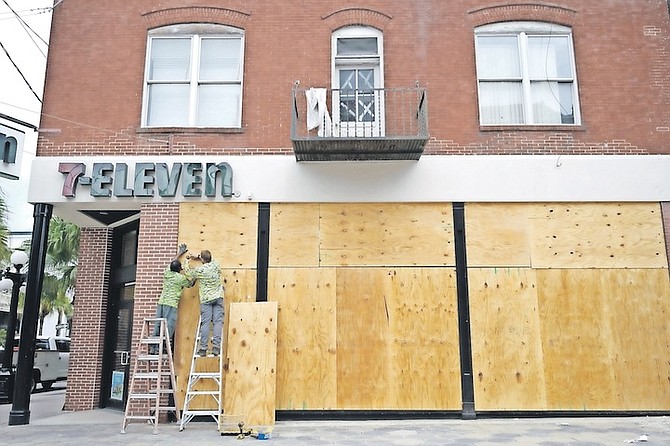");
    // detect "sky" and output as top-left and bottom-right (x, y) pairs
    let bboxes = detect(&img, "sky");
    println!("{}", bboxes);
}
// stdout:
(0, 0), (54, 237)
